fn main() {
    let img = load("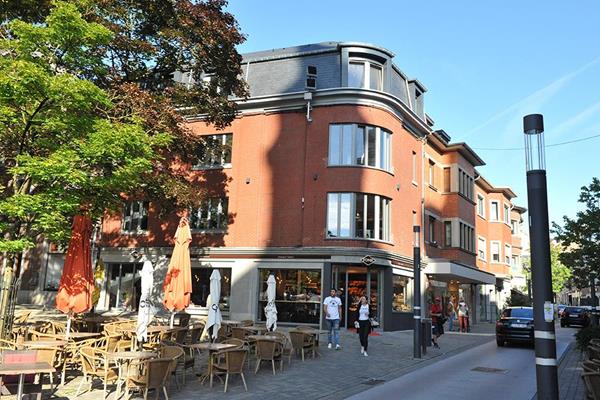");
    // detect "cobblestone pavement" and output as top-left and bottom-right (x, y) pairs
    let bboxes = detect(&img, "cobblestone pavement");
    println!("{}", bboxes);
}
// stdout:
(38, 324), (494, 400)
(558, 343), (586, 400)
